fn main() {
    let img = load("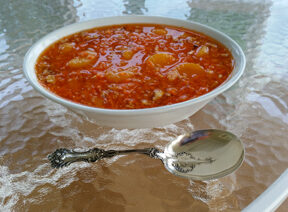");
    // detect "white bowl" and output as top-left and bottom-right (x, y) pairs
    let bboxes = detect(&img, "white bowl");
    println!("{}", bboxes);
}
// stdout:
(23, 16), (246, 129)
